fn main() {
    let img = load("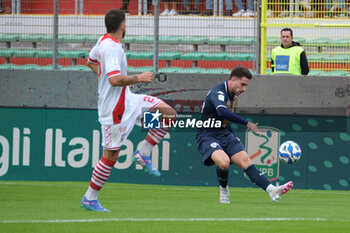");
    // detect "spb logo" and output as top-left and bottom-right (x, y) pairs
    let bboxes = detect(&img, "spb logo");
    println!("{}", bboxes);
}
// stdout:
(143, 110), (161, 129)
(245, 126), (280, 181)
